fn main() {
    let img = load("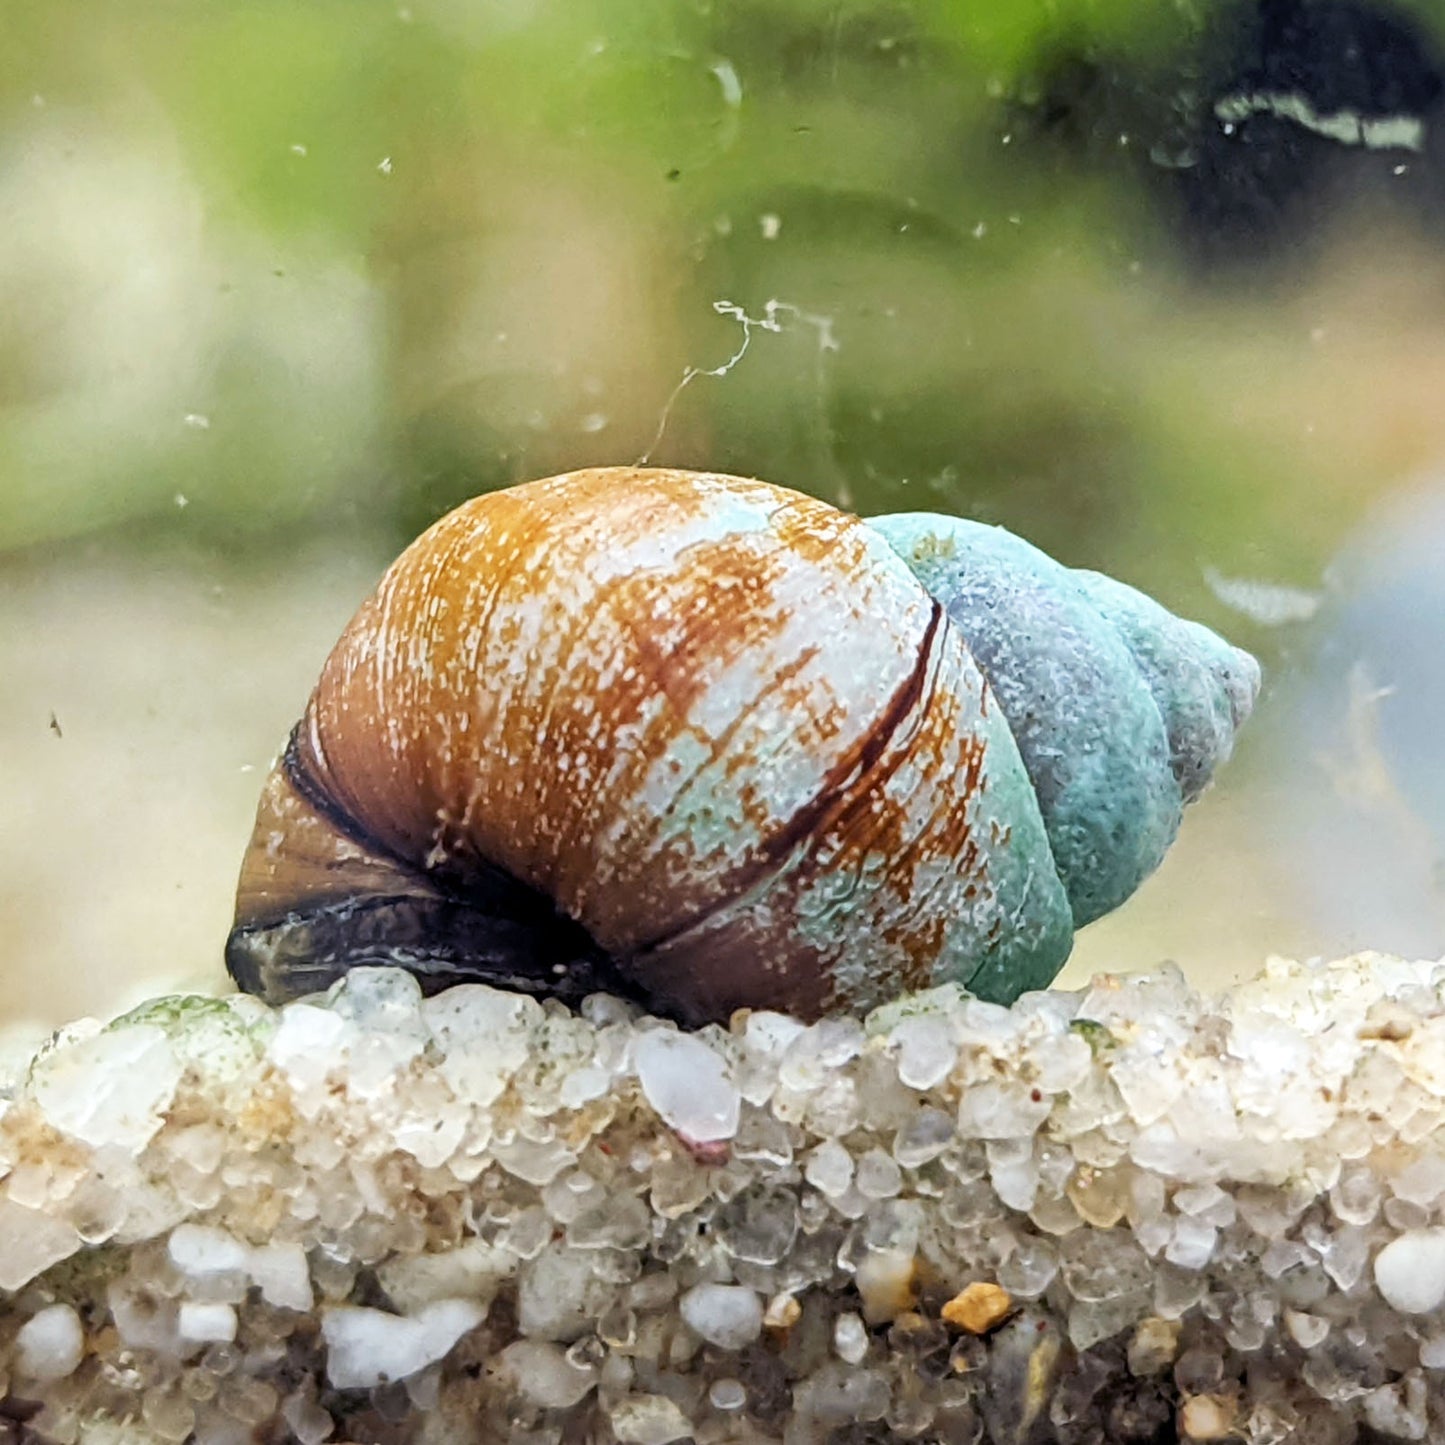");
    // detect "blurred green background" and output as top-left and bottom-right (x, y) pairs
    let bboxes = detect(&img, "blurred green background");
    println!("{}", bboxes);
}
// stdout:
(5, 0), (1445, 1030)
